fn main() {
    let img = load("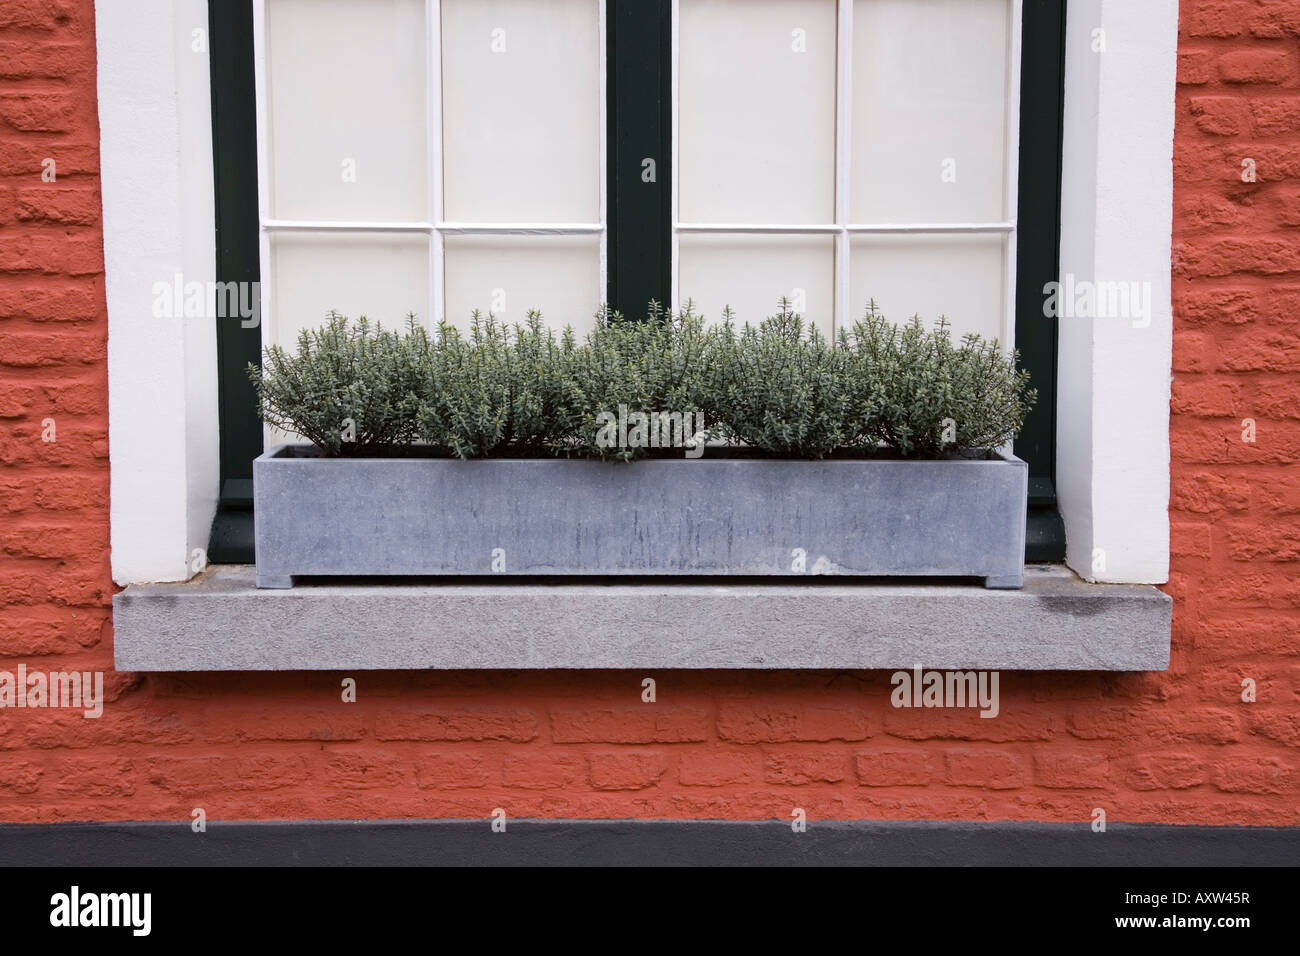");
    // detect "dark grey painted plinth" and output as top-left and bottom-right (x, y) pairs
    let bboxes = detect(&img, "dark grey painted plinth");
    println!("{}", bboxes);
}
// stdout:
(112, 565), (1171, 671)
(0, 820), (1293, 867)
(254, 445), (1028, 589)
